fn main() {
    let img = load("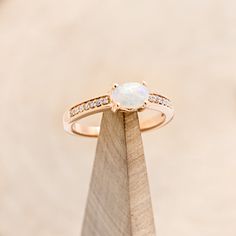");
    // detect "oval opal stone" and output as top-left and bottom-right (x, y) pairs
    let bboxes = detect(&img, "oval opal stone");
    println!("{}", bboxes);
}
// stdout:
(111, 82), (149, 109)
